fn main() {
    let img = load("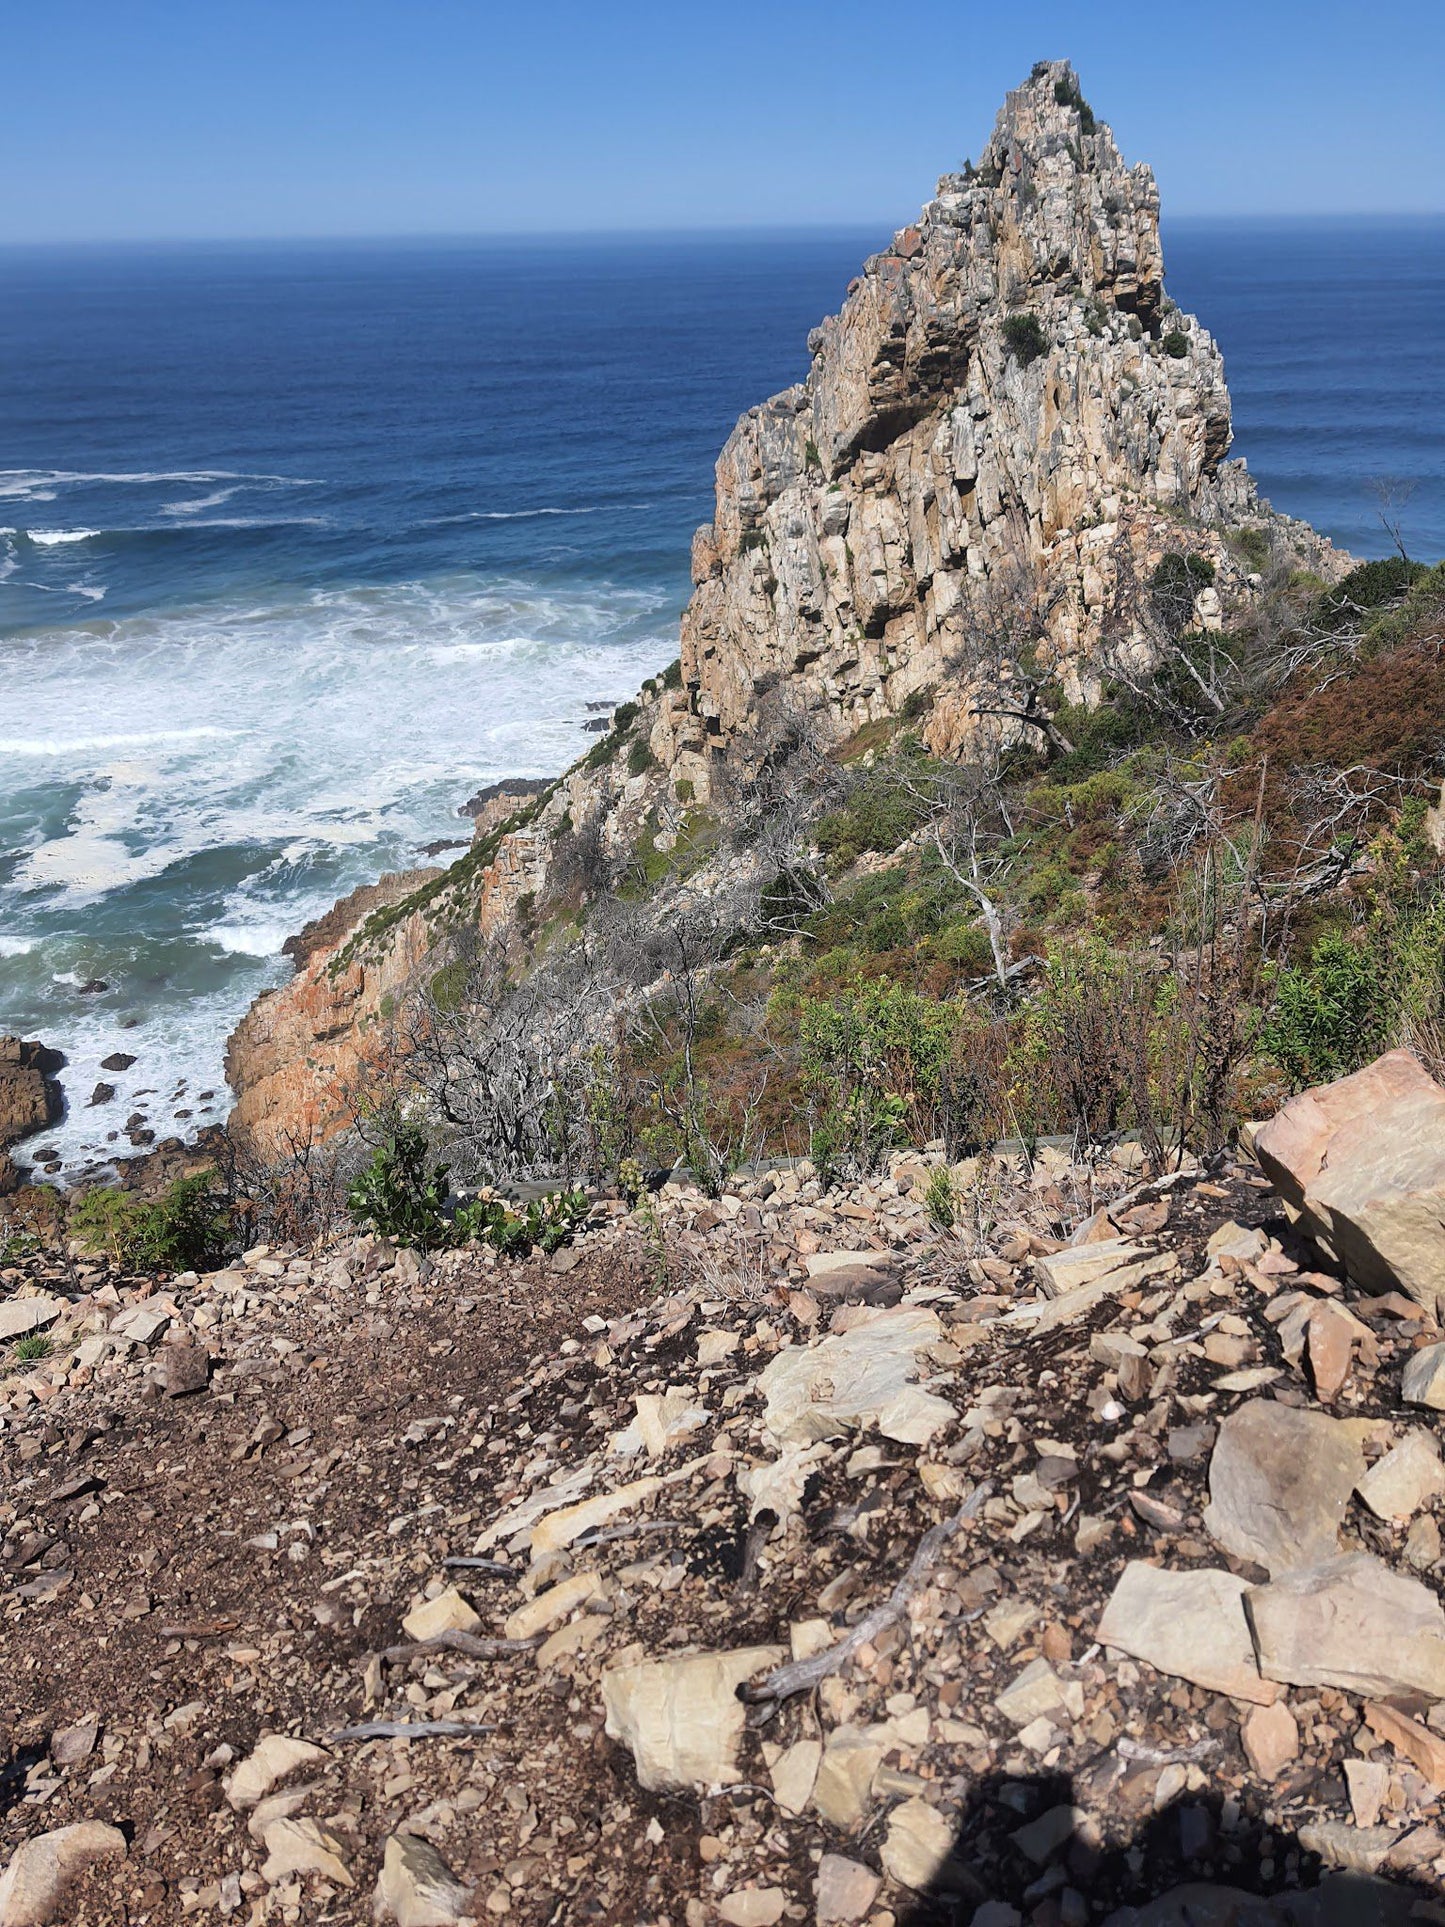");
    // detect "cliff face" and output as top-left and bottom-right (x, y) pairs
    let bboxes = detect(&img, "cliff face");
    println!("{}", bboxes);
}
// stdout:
(226, 62), (1346, 1158)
